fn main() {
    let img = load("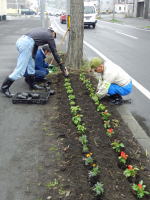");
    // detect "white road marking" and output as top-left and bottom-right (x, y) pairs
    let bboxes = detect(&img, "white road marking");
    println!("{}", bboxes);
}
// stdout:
(116, 31), (138, 39)
(53, 18), (150, 100)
